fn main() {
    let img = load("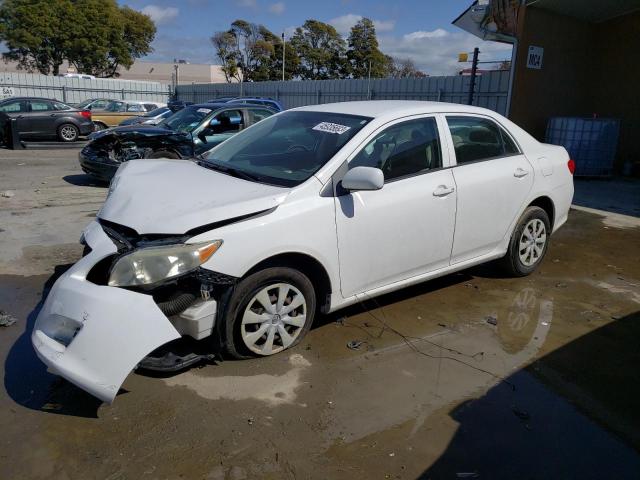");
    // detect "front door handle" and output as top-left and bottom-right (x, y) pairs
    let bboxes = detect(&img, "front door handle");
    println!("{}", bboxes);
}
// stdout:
(433, 185), (455, 197)
(514, 168), (529, 178)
